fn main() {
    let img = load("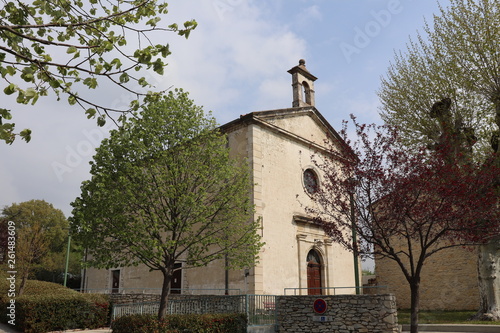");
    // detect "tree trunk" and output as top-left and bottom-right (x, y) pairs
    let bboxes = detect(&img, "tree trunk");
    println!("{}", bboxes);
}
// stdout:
(158, 268), (173, 321)
(409, 279), (420, 333)
(473, 235), (500, 321)
(18, 270), (29, 296)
